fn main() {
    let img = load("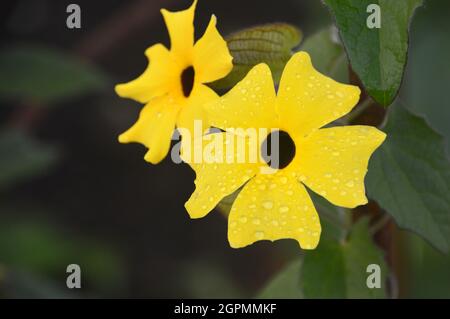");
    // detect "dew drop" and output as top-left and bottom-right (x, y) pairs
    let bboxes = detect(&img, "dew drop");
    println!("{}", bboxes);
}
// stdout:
(254, 231), (265, 239)
(239, 216), (248, 223)
(279, 206), (289, 213)
(252, 218), (261, 225)
(262, 201), (273, 210)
